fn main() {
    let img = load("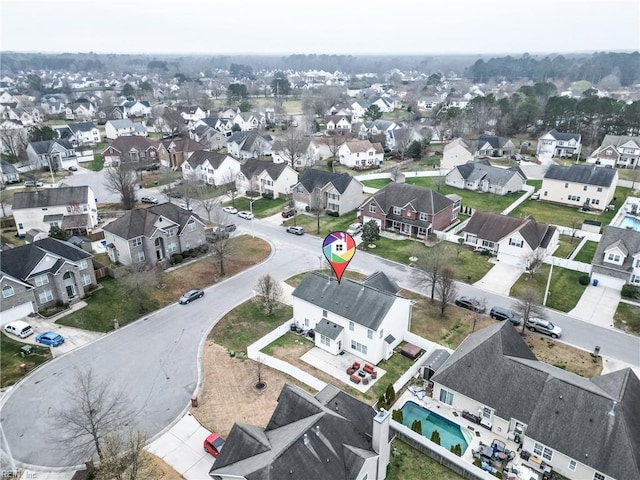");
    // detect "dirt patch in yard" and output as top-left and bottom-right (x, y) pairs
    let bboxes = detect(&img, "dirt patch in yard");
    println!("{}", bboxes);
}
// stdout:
(149, 454), (184, 479)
